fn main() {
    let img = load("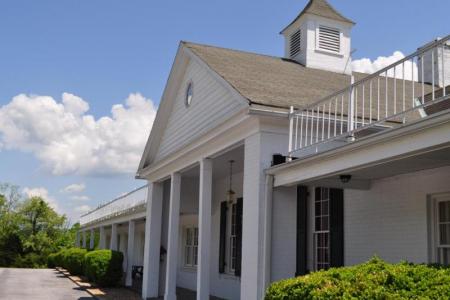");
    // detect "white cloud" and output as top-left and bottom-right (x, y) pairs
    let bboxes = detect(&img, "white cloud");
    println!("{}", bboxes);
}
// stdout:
(71, 195), (90, 201)
(74, 205), (91, 214)
(0, 92), (156, 176)
(23, 187), (59, 212)
(352, 51), (418, 81)
(62, 183), (86, 193)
